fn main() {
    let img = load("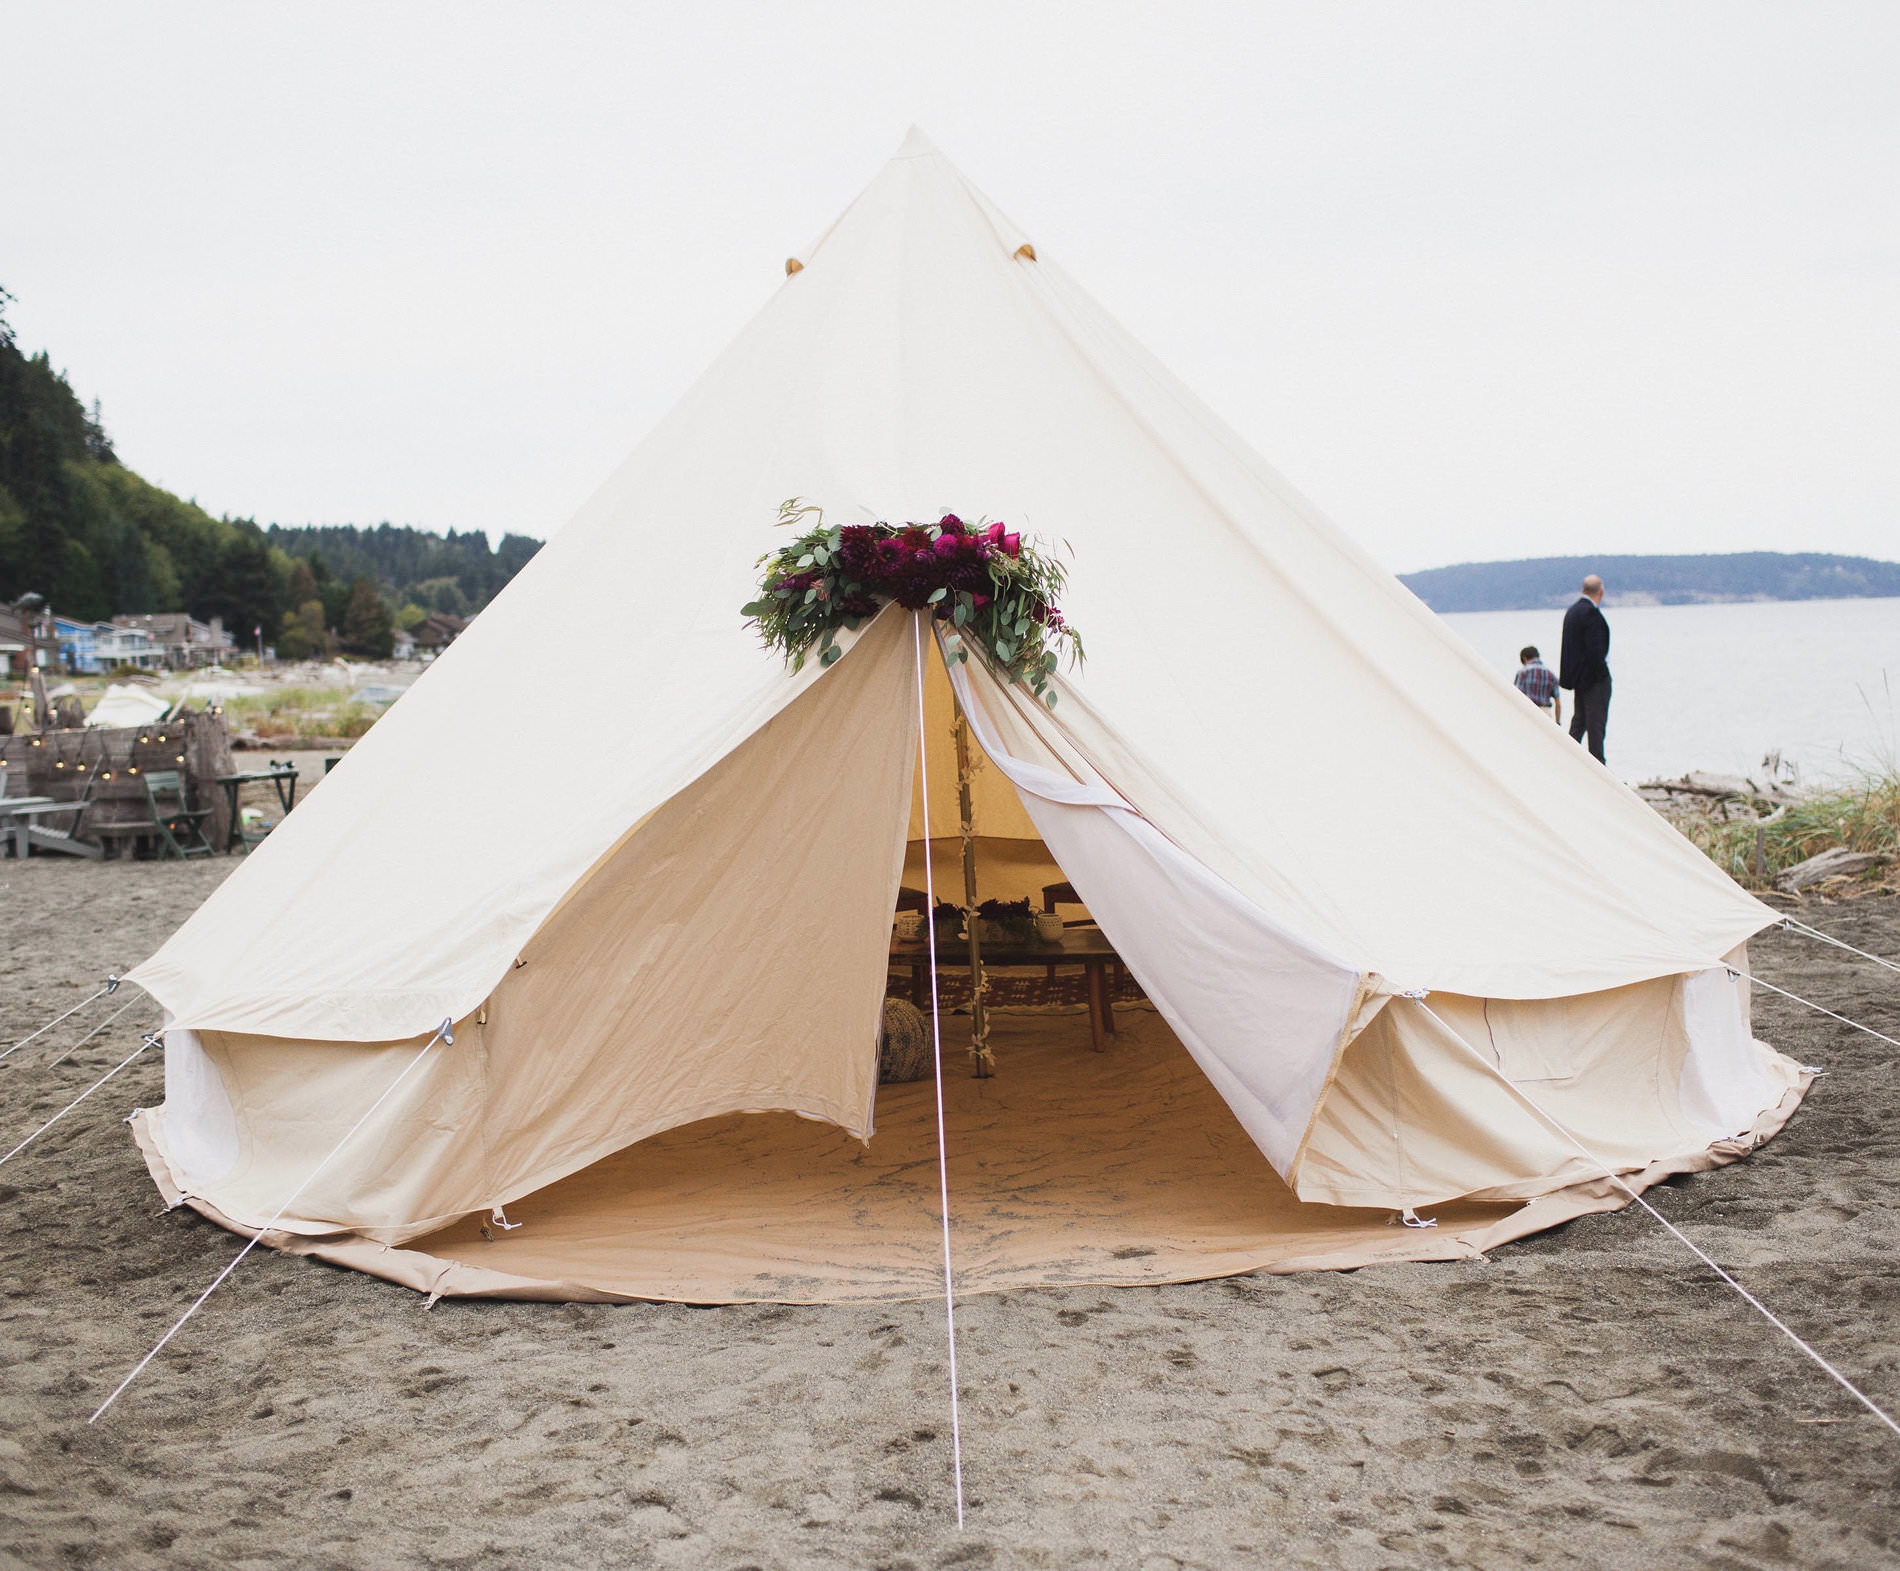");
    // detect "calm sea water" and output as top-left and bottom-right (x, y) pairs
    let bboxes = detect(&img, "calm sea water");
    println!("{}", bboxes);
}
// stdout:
(1440, 597), (1900, 787)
